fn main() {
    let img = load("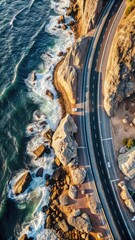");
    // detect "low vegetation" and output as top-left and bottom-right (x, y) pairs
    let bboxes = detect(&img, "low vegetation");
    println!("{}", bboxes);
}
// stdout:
(125, 0), (135, 16)
(122, 138), (135, 149)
